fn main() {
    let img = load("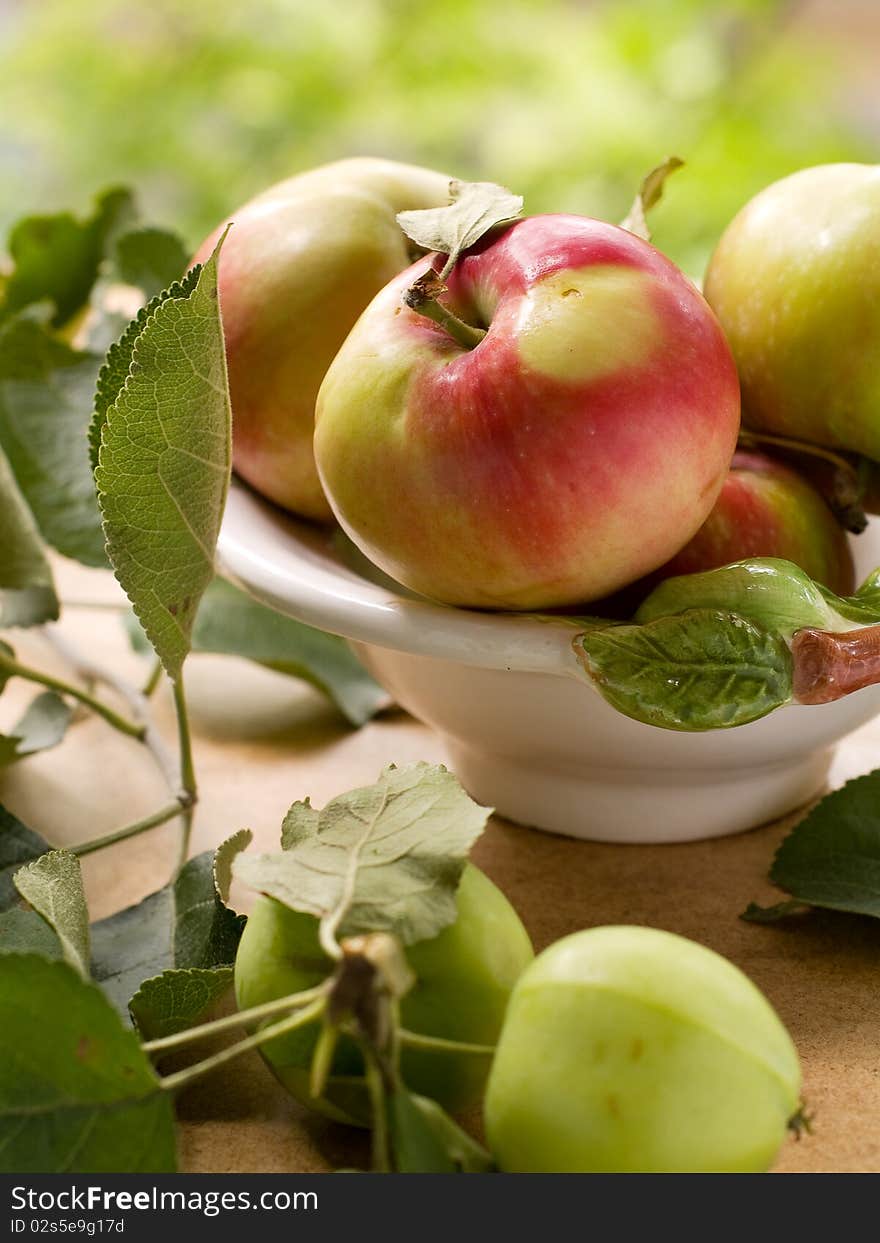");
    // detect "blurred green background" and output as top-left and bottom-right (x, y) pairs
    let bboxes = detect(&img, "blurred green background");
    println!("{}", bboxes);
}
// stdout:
(1, 0), (878, 277)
